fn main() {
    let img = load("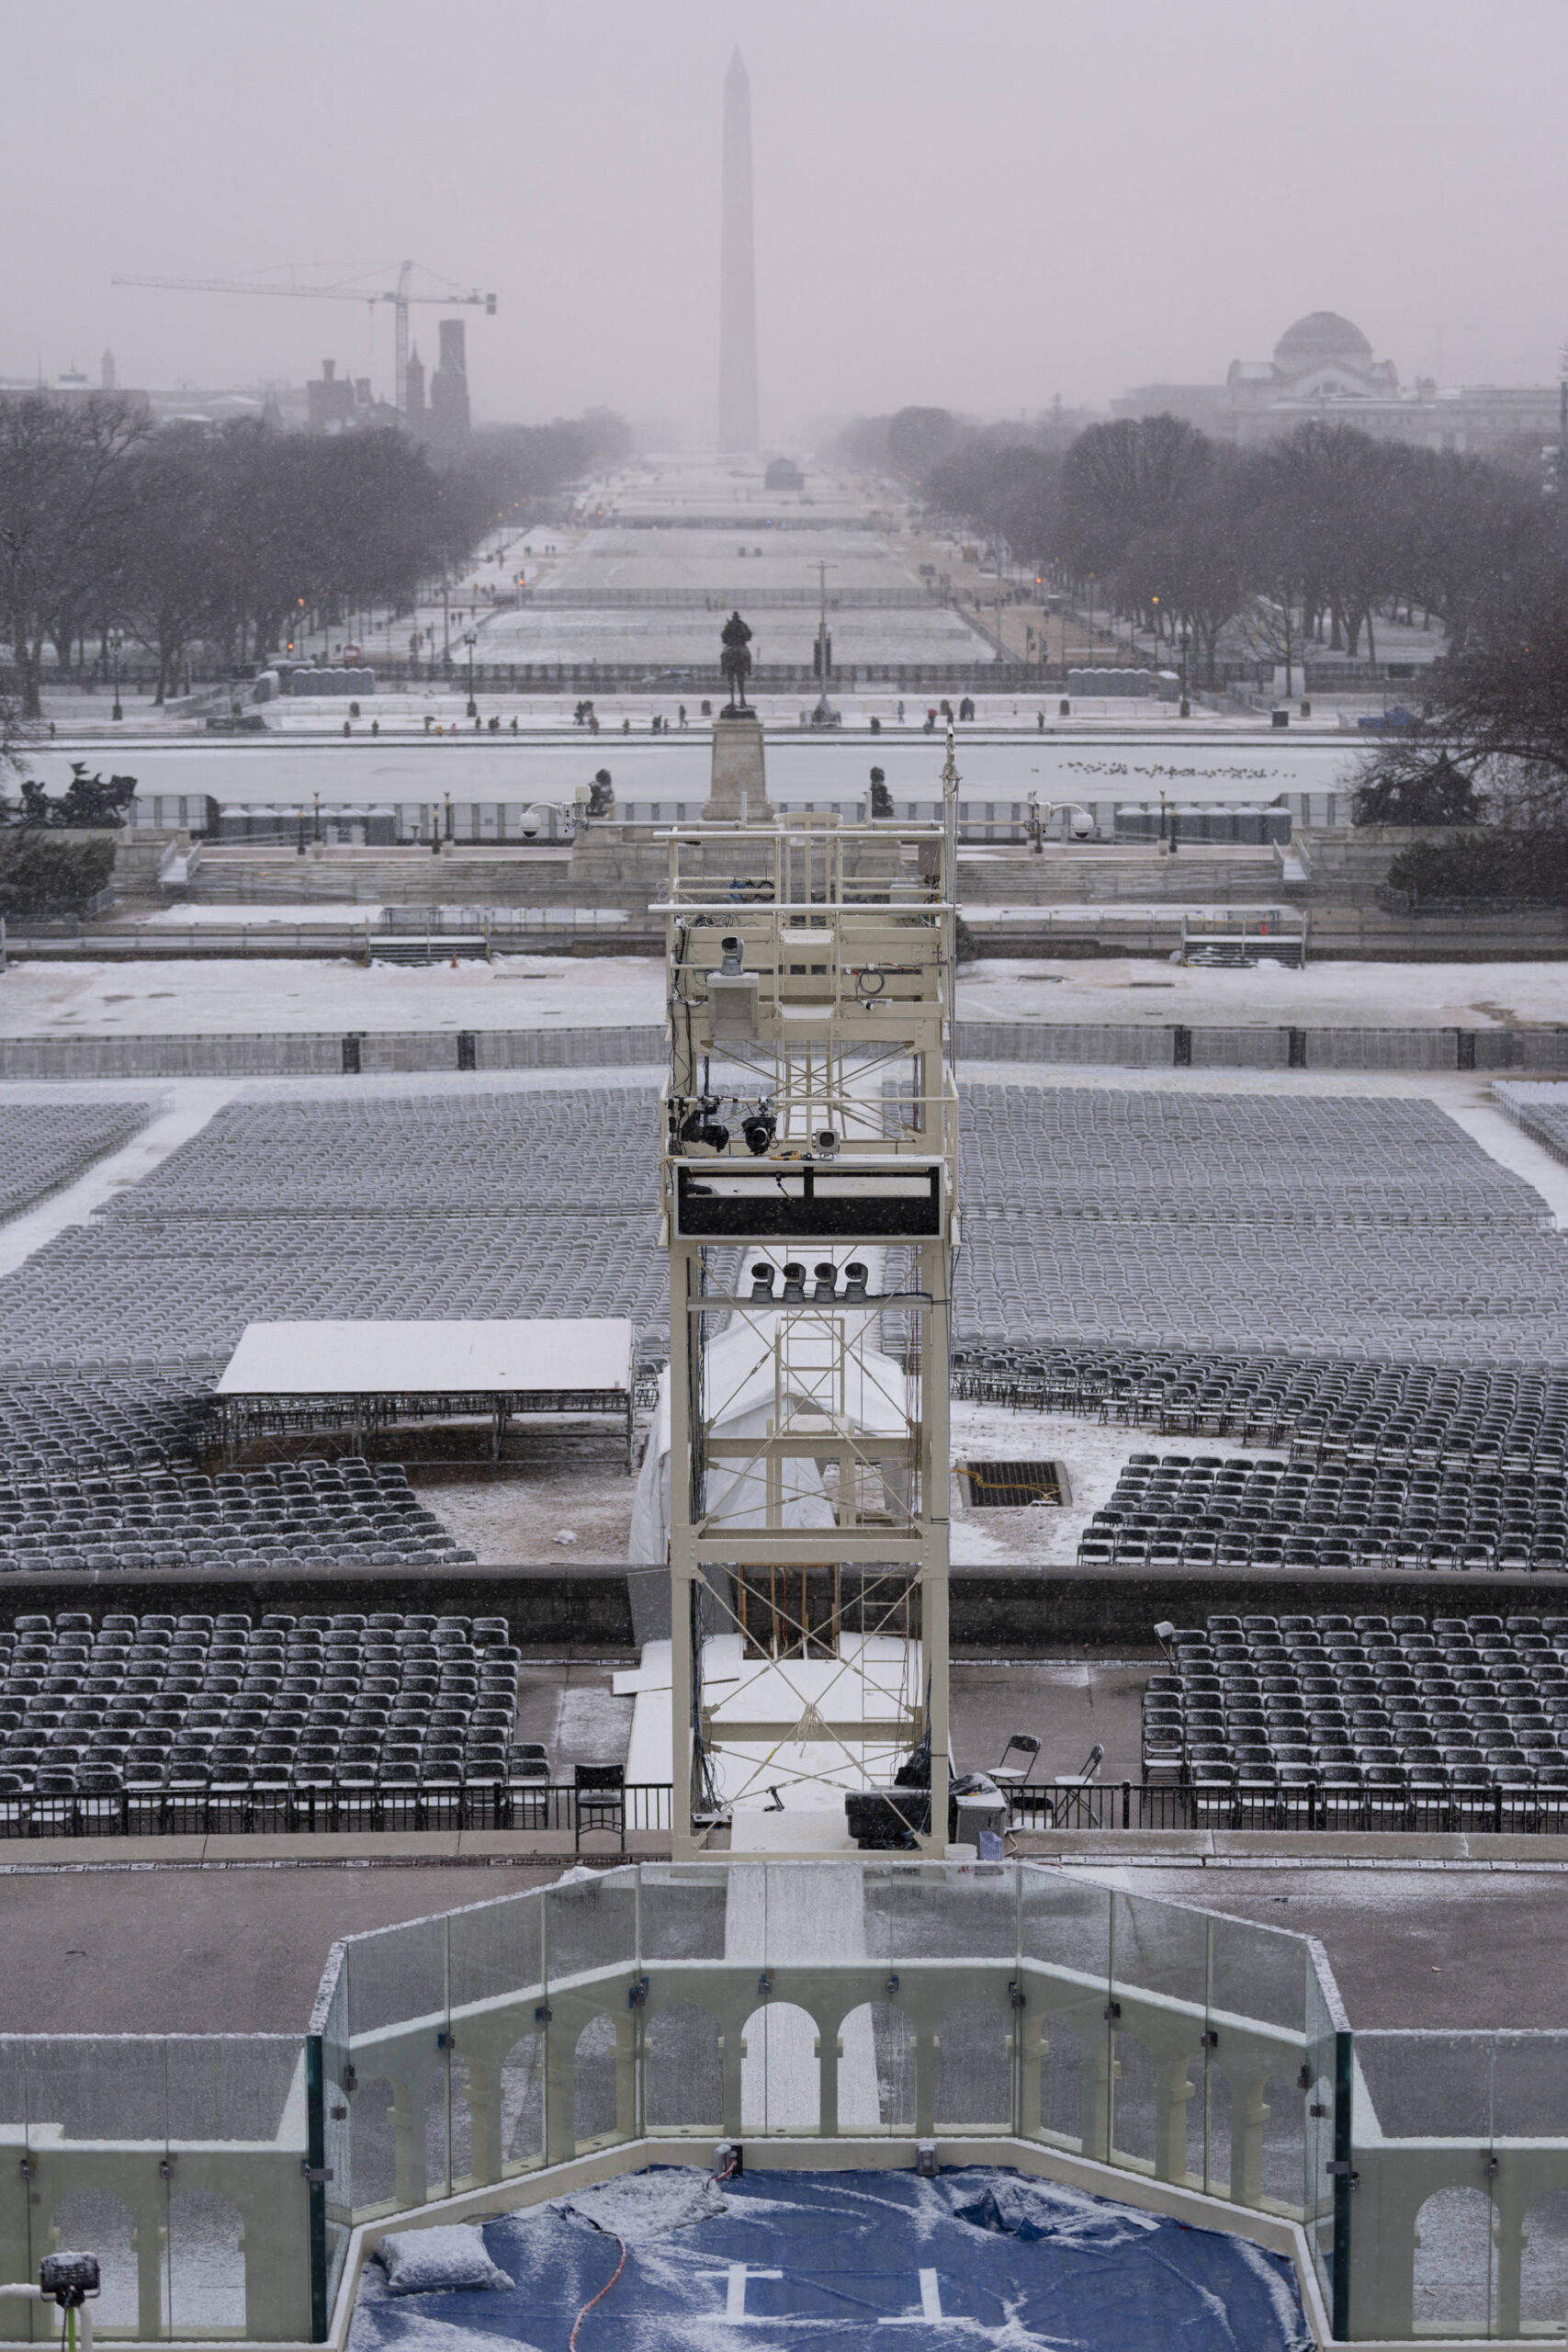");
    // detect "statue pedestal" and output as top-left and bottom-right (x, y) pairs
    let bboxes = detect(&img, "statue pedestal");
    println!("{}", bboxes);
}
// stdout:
(703, 712), (772, 821)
